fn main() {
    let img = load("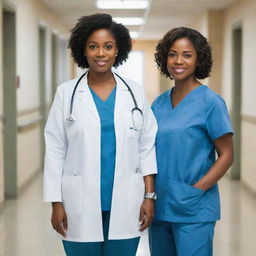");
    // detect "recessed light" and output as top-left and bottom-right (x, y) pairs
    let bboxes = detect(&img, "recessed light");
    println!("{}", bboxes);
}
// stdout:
(96, 0), (148, 9)
(113, 17), (144, 26)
